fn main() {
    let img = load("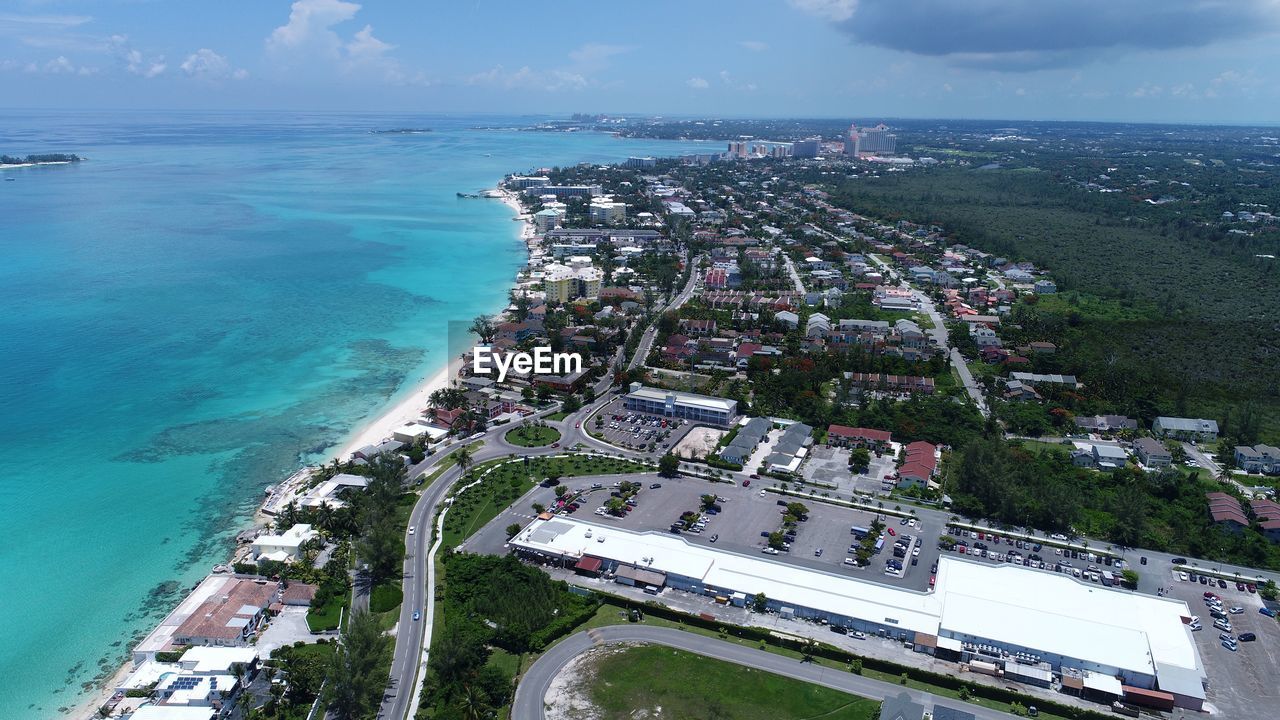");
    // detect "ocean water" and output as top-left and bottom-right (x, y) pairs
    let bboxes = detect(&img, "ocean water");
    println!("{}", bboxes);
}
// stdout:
(0, 112), (705, 718)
